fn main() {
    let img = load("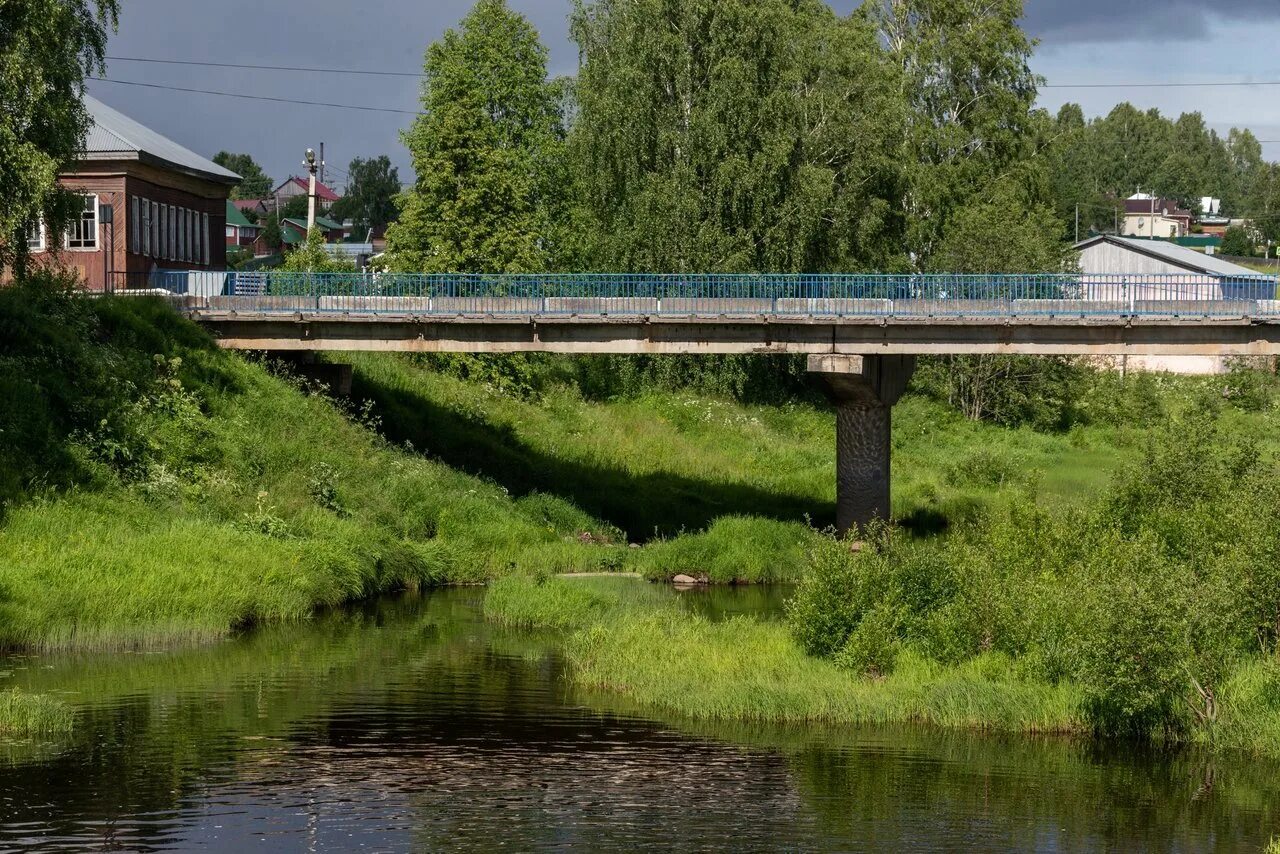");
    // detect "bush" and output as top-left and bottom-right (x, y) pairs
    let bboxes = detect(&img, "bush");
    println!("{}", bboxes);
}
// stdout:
(788, 419), (1280, 738)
